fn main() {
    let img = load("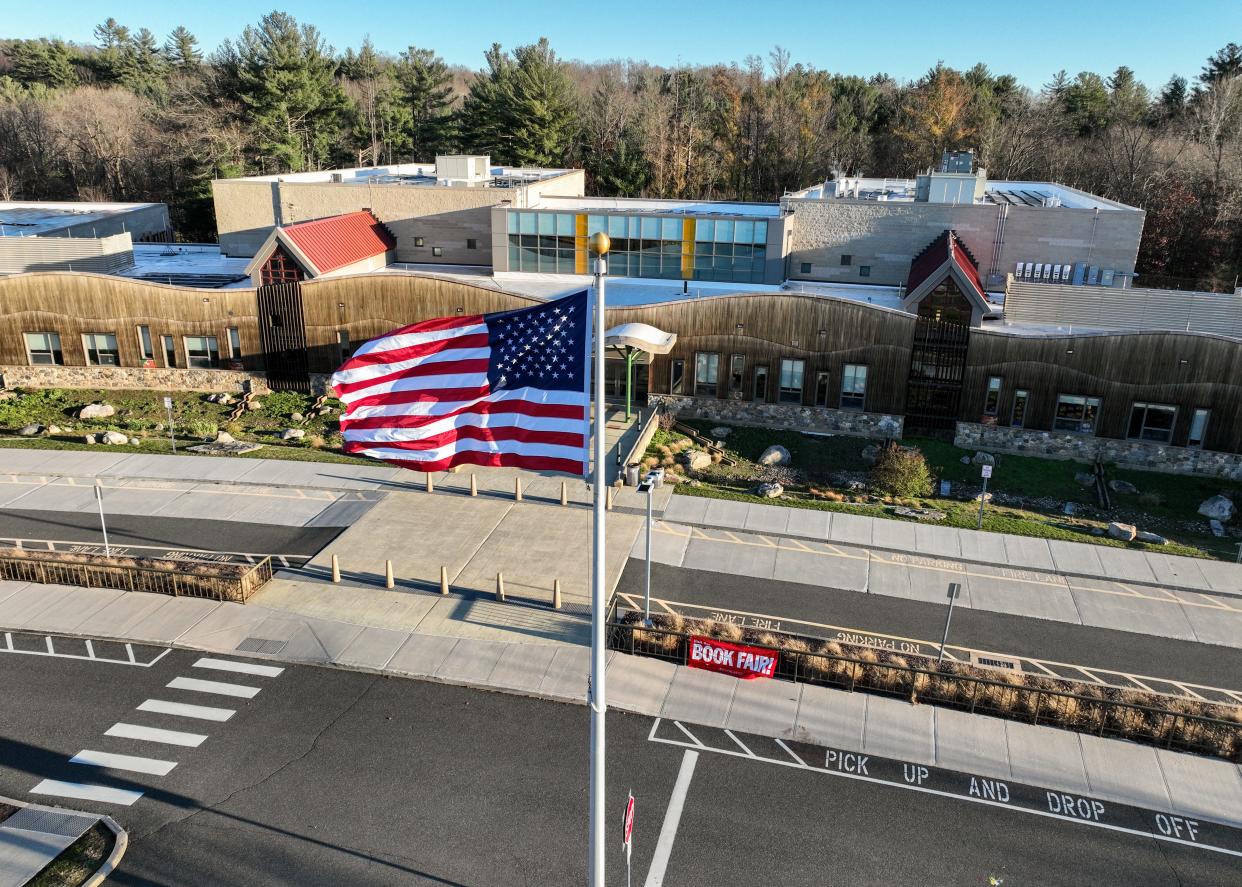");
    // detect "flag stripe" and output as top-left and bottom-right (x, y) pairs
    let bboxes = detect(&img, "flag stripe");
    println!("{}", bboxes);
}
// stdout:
(340, 387), (586, 423)
(350, 317), (484, 358)
(336, 361), (490, 403)
(352, 438), (584, 463)
(331, 340), (491, 387)
(367, 450), (587, 475)
(345, 426), (585, 452)
(343, 412), (584, 443)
